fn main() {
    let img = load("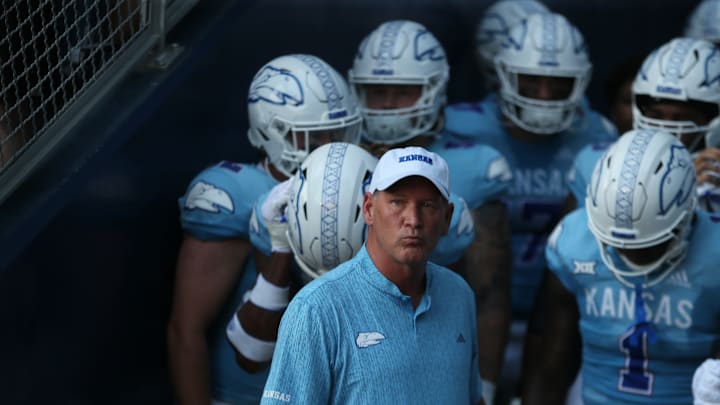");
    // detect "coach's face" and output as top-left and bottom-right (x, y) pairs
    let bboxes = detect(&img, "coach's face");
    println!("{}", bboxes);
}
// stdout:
(363, 176), (452, 267)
